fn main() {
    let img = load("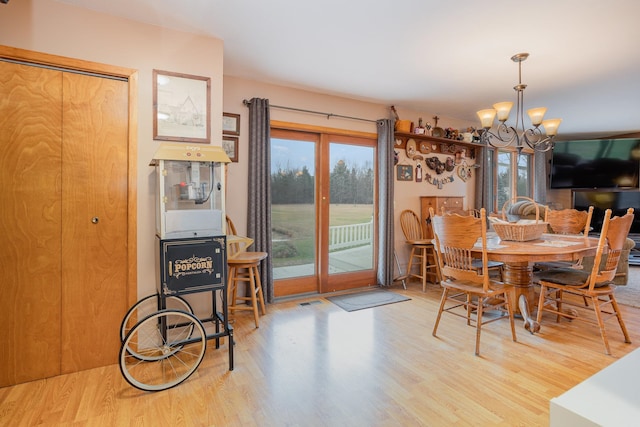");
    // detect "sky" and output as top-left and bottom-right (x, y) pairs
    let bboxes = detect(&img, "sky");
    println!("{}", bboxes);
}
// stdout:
(271, 138), (373, 174)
